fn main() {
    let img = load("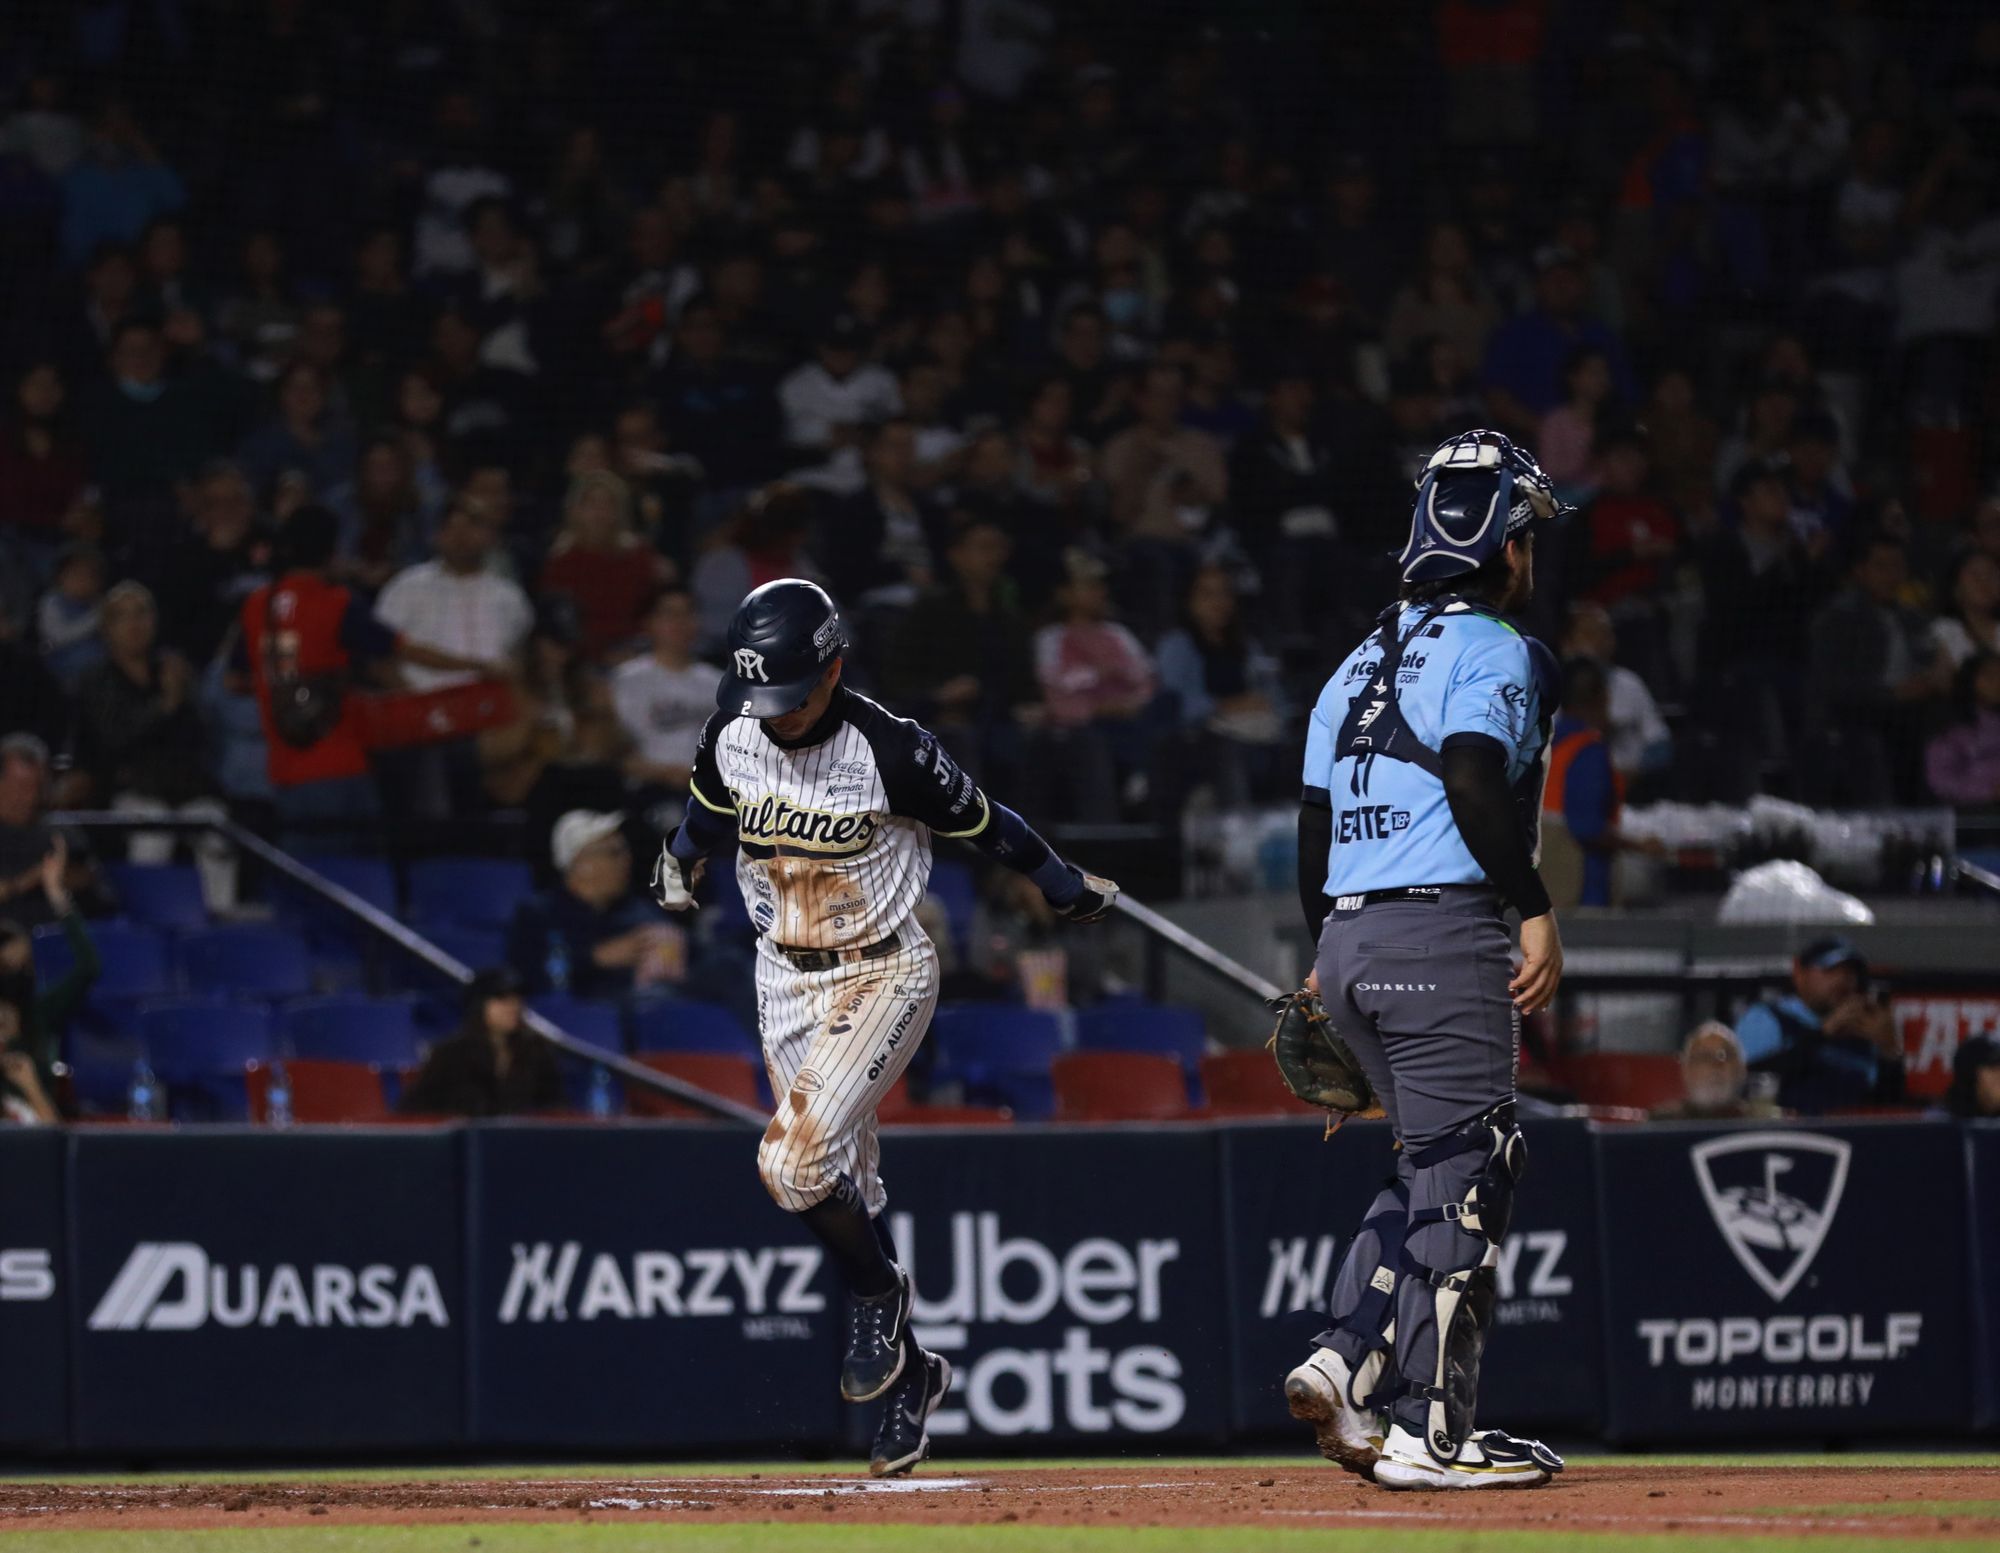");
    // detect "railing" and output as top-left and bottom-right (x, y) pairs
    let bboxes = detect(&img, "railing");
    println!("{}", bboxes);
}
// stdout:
(46, 813), (764, 1126)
